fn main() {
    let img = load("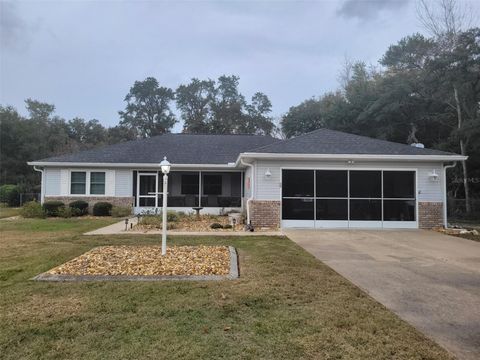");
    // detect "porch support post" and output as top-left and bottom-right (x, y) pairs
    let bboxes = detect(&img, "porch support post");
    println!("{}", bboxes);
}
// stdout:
(198, 171), (202, 207)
